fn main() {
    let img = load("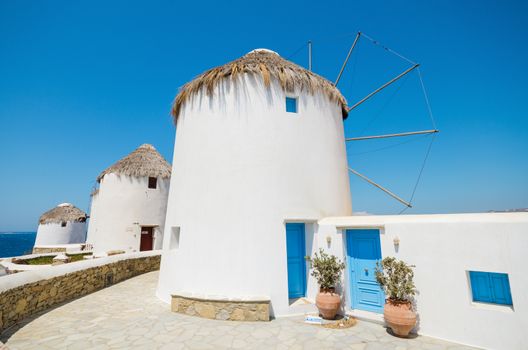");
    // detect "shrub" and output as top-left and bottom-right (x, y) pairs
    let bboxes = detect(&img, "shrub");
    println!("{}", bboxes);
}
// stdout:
(307, 249), (345, 291)
(13, 252), (93, 265)
(14, 256), (54, 265)
(375, 257), (416, 302)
